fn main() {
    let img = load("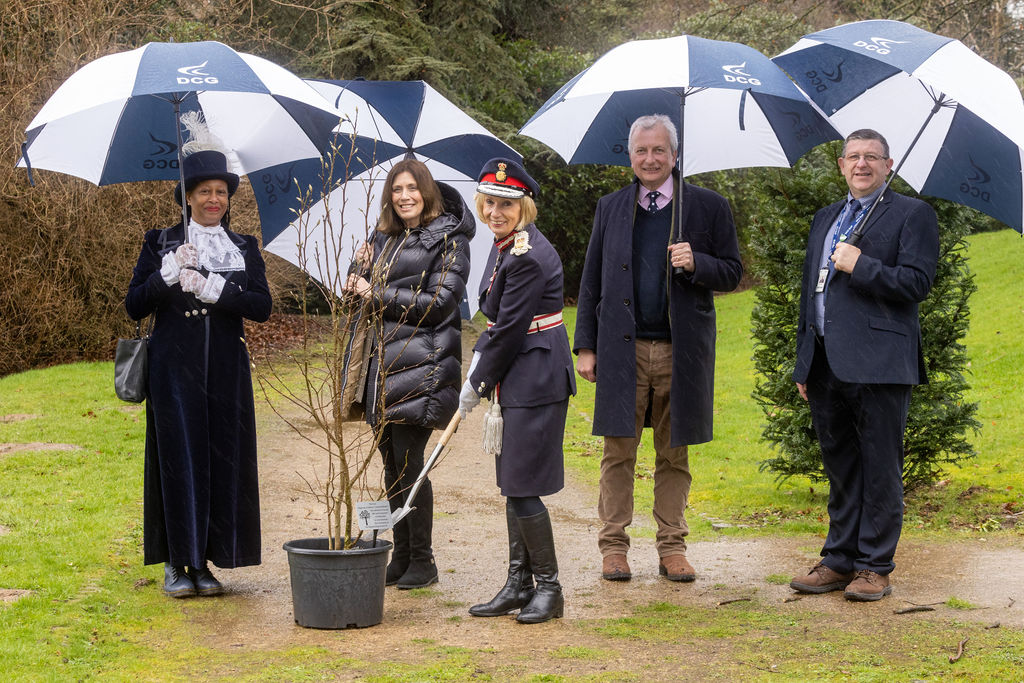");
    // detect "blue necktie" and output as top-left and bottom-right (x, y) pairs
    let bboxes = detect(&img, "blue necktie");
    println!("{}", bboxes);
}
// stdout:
(646, 191), (661, 212)
(839, 199), (861, 240)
